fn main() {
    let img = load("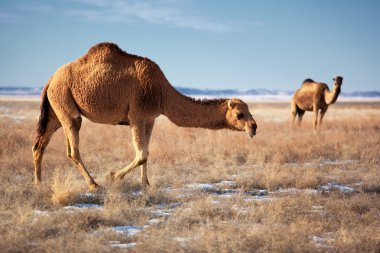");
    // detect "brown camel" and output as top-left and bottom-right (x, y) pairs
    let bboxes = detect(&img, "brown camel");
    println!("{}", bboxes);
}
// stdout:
(291, 76), (343, 130)
(32, 42), (257, 191)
